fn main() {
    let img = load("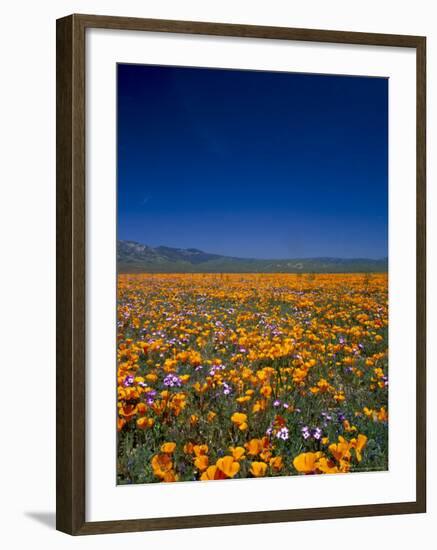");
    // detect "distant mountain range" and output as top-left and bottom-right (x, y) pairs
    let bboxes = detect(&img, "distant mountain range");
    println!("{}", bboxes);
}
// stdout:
(117, 240), (388, 273)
